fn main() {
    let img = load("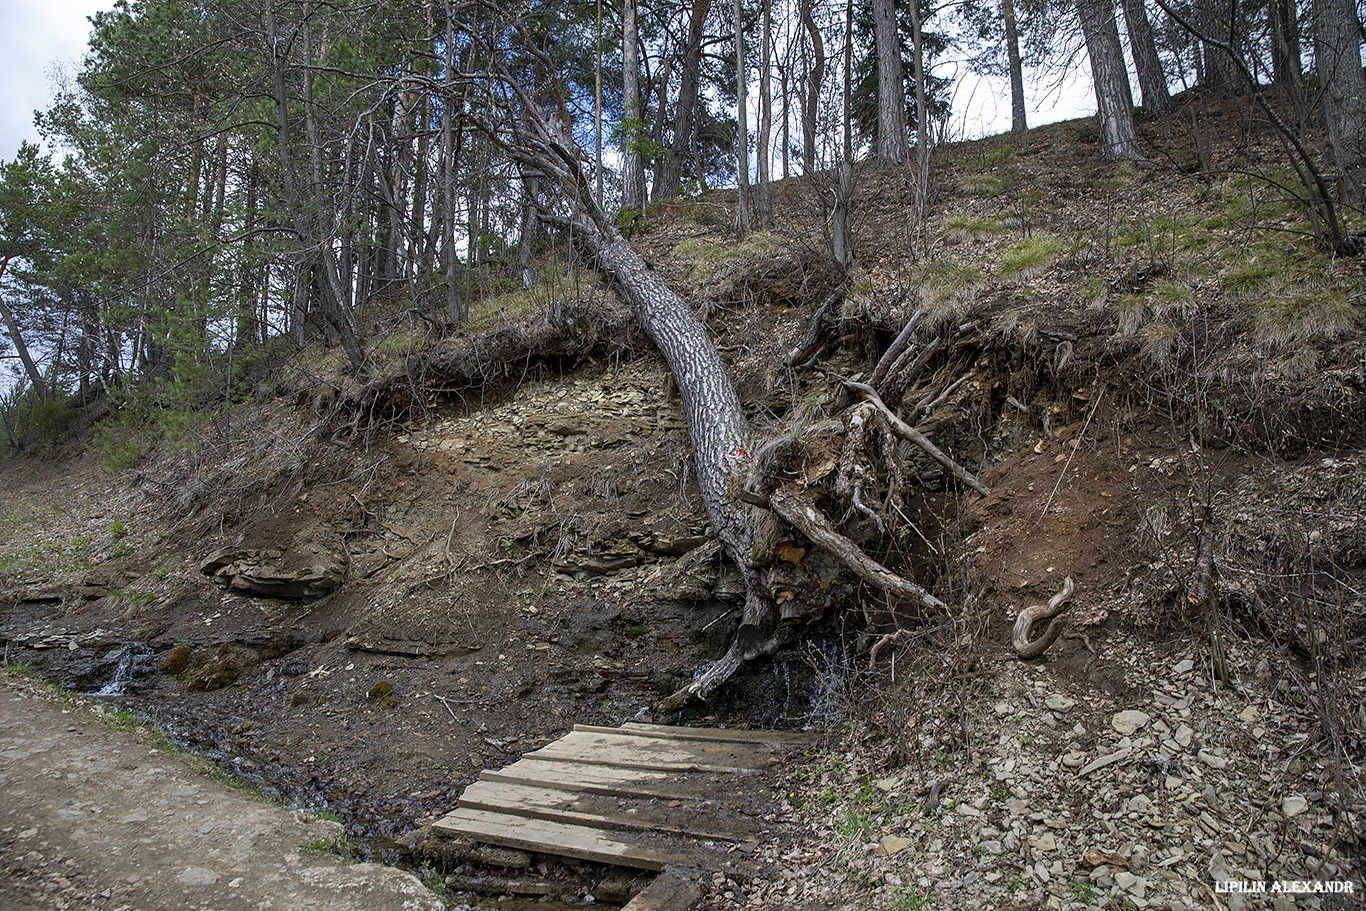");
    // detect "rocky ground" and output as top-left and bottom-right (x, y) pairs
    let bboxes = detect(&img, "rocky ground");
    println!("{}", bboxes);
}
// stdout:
(715, 637), (1361, 910)
(2, 102), (1365, 909)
